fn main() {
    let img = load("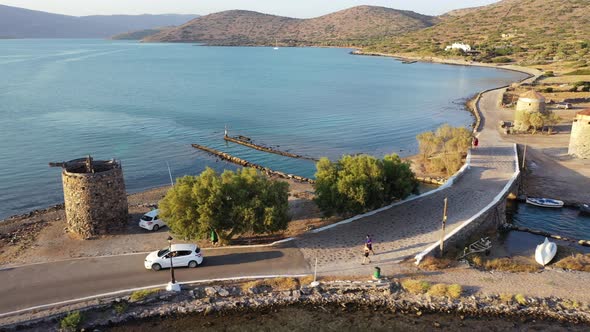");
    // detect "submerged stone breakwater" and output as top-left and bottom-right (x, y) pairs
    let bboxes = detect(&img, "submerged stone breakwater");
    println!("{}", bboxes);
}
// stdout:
(502, 223), (590, 247)
(224, 135), (319, 161)
(191, 144), (315, 184)
(6, 279), (590, 331)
